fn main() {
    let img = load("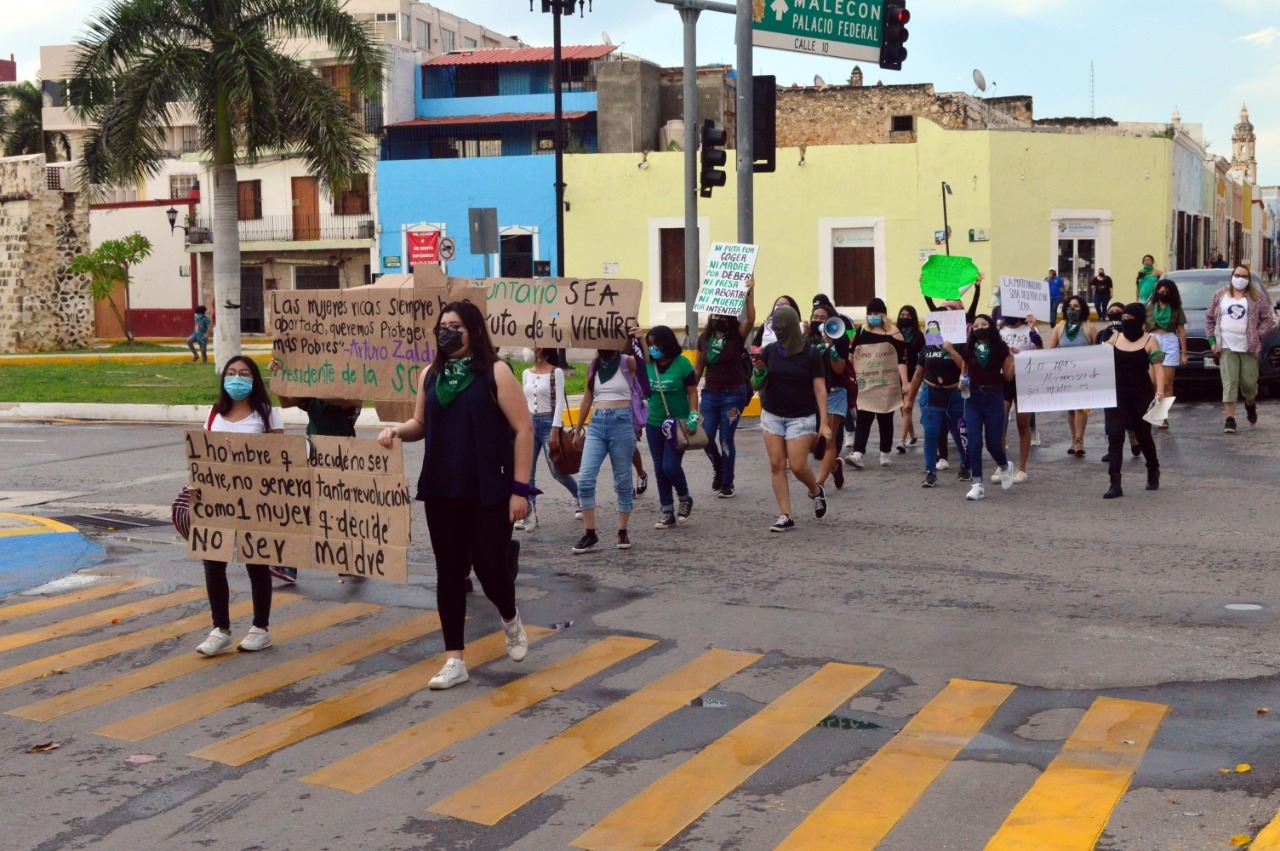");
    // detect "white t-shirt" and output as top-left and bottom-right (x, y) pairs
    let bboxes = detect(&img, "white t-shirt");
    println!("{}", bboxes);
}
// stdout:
(1000, 324), (1036, 353)
(210, 408), (283, 433)
(1219, 295), (1250, 352)
(521, 368), (567, 424)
